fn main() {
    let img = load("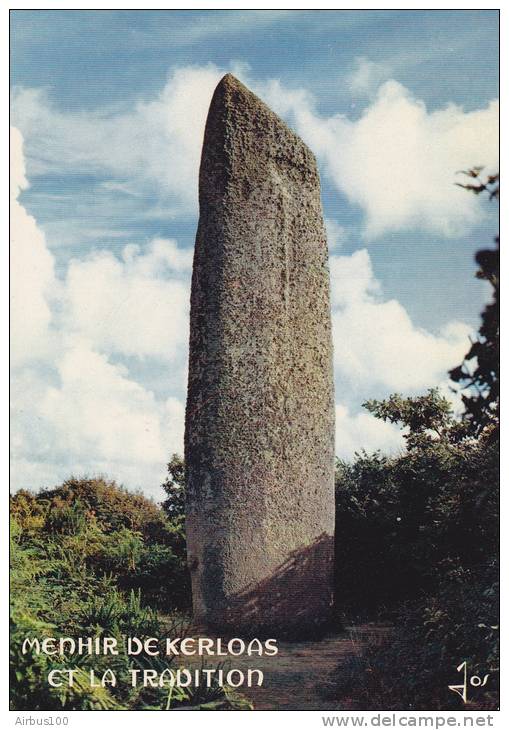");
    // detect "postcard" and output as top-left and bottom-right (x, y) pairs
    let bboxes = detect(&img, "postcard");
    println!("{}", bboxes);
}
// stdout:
(9, 7), (500, 717)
